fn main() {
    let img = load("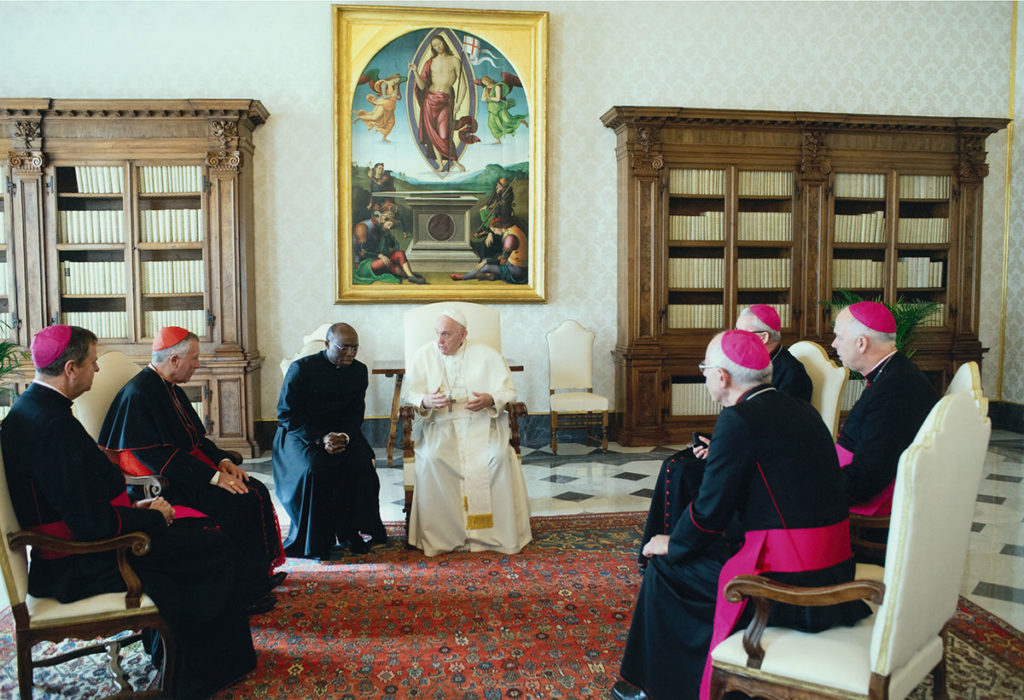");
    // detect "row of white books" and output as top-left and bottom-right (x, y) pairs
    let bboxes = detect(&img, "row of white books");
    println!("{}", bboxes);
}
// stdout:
(139, 166), (203, 194)
(140, 209), (203, 243)
(896, 257), (944, 288)
(72, 166), (123, 195)
(668, 258), (725, 288)
(0, 406), (8, 419)
(897, 217), (949, 244)
(0, 269), (7, 296)
(839, 378), (867, 411)
(671, 383), (724, 416)
(668, 212), (724, 241)
(60, 262), (127, 296)
(59, 210), (124, 245)
(737, 170), (793, 197)
(737, 258), (791, 289)
(0, 211), (5, 244)
(833, 259), (885, 288)
(834, 212), (886, 244)
(669, 169), (724, 196)
(142, 310), (206, 338)
(61, 311), (129, 338)
(834, 173), (886, 199)
(737, 212), (792, 241)
(191, 402), (205, 424)
(141, 260), (205, 295)
(920, 304), (945, 327)
(898, 175), (950, 200)
(667, 303), (792, 329)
